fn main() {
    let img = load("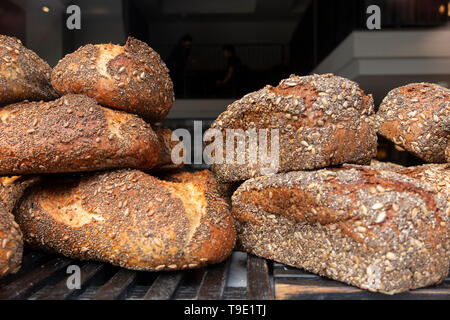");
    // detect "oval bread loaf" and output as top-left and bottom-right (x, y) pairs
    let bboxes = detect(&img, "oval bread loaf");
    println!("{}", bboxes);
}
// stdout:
(232, 165), (449, 294)
(0, 35), (57, 105)
(210, 74), (377, 182)
(376, 83), (449, 163)
(14, 169), (236, 271)
(51, 37), (174, 122)
(0, 94), (160, 175)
